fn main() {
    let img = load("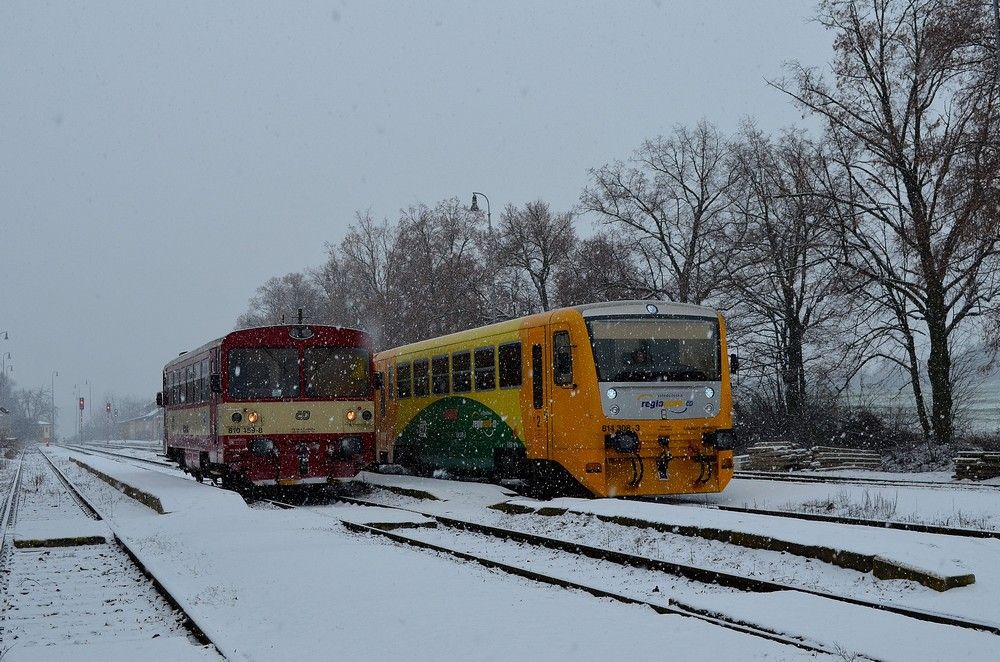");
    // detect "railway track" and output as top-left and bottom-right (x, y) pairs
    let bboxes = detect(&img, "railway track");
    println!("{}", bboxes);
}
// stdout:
(258, 496), (835, 656)
(0, 449), (223, 657)
(657, 501), (1000, 540)
(252, 490), (1000, 662)
(735, 470), (1000, 492)
(60, 443), (177, 470)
